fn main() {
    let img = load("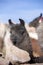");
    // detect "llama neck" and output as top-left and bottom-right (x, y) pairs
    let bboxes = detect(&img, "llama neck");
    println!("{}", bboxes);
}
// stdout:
(37, 22), (43, 52)
(4, 31), (13, 51)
